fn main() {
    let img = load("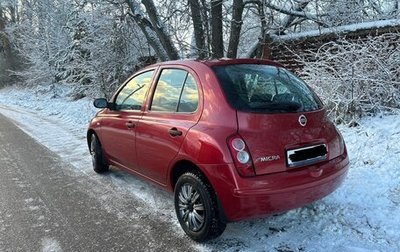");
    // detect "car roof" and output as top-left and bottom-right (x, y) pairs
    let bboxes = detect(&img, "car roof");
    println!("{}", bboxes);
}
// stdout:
(199, 58), (283, 68)
(145, 58), (284, 69)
